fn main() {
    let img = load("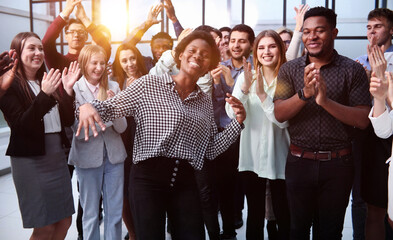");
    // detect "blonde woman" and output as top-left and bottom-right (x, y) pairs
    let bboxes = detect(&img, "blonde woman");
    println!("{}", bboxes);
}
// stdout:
(69, 45), (127, 240)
